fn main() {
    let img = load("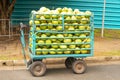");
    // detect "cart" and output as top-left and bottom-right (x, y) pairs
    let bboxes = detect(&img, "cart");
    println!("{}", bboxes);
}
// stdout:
(20, 12), (94, 77)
